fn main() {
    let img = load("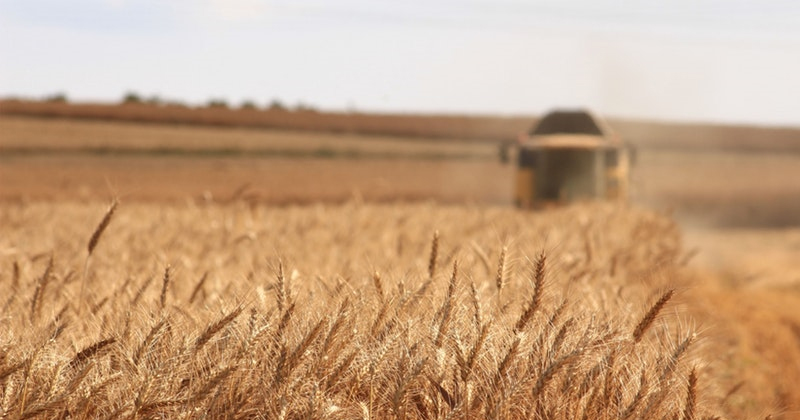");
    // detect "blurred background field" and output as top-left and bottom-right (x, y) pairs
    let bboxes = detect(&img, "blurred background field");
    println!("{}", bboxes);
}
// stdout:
(3, 103), (800, 227)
